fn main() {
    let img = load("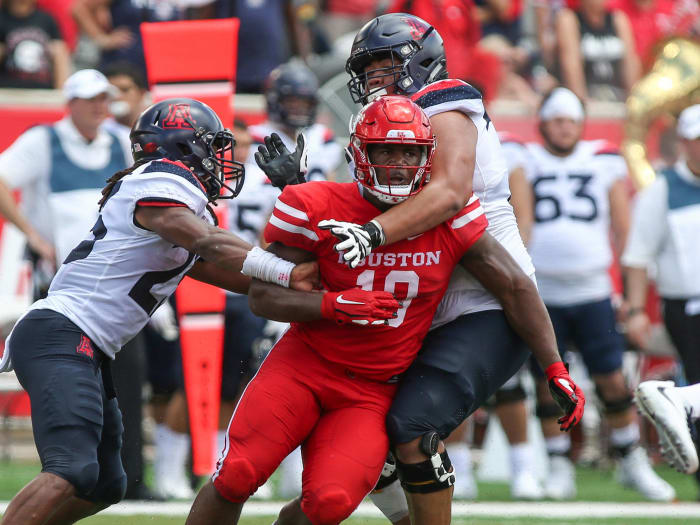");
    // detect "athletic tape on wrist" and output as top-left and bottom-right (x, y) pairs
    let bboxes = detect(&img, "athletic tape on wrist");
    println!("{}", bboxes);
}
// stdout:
(241, 246), (295, 288)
